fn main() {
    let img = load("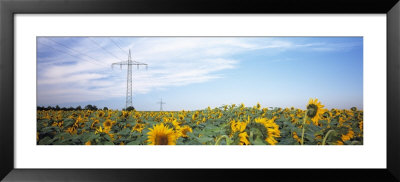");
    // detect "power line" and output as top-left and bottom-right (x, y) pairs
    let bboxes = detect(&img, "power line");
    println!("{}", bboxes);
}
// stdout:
(38, 42), (107, 67)
(88, 38), (125, 61)
(46, 38), (107, 66)
(109, 38), (127, 55)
